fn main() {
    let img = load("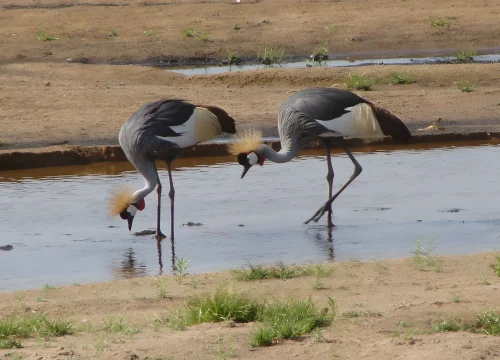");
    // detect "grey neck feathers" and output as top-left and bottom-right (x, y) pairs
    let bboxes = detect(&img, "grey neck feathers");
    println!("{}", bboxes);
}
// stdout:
(258, 143), (298, 164)
(131, 159), (158, 202)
